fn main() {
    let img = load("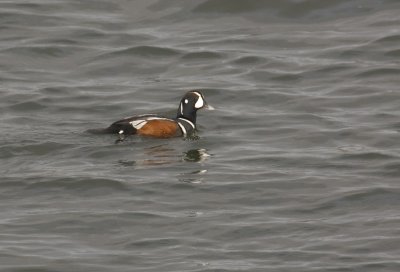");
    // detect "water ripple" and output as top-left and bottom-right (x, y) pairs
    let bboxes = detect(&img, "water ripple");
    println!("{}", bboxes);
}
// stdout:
(1, 0), (400, 271)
